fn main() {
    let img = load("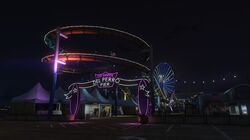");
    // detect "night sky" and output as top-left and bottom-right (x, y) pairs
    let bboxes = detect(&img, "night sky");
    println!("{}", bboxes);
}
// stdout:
(0, 1), (249, 103)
